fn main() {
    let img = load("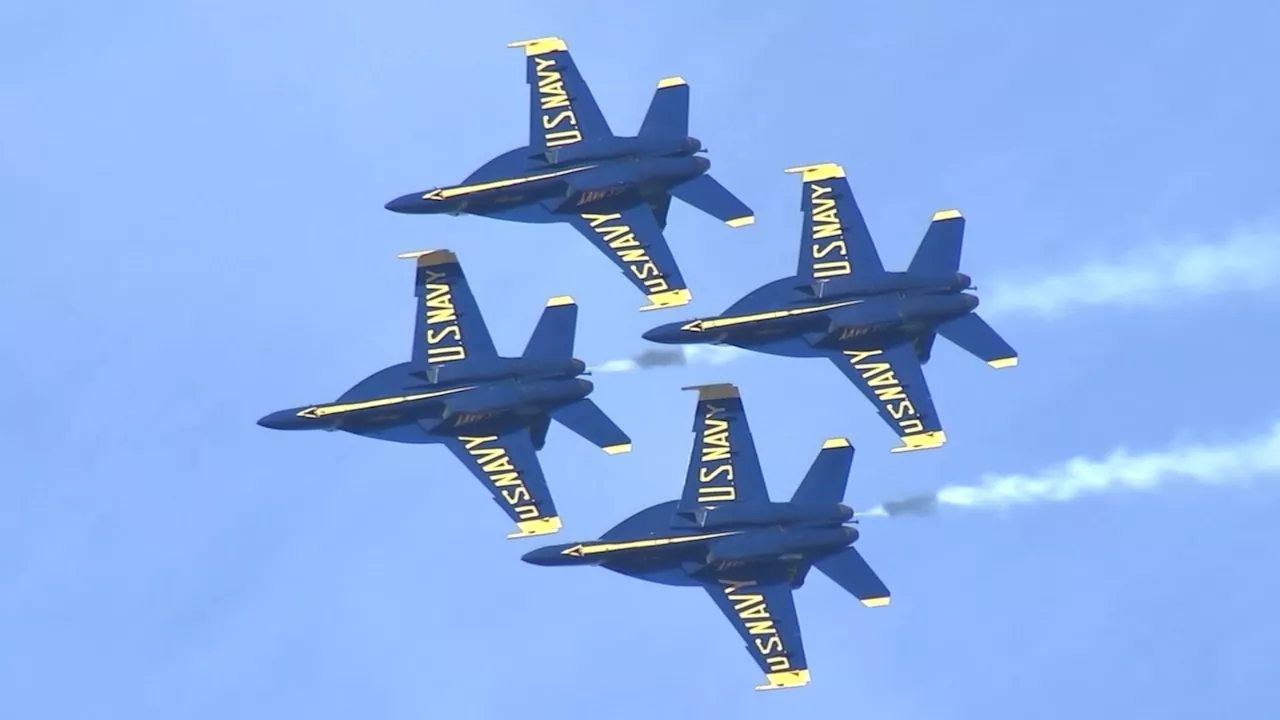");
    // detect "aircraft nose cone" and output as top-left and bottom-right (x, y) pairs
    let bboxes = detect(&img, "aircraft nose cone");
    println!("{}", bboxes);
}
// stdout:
(385, 192), (426, 213)
(521, 546), (564, 566)
(956, 272), (973, 289)
(642, 322), (687, 344)
(693, 155), (710, 172)
(257, 410), (294, 430)
(964, 293), (980, 310)
(837, 503), (855, 522)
